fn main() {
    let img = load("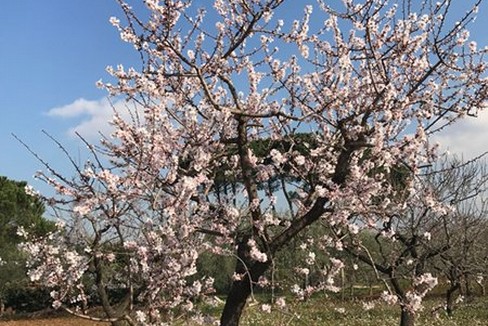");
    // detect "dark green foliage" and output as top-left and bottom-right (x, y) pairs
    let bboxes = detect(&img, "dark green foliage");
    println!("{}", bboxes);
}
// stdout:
(2, 286), (52, 312)
(0, 177), (54, 240)
(0, 176), (55, 311)
(211, 132), (320, 199)
(195, 252), (236, 294)
(249, 132), (319, 160)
